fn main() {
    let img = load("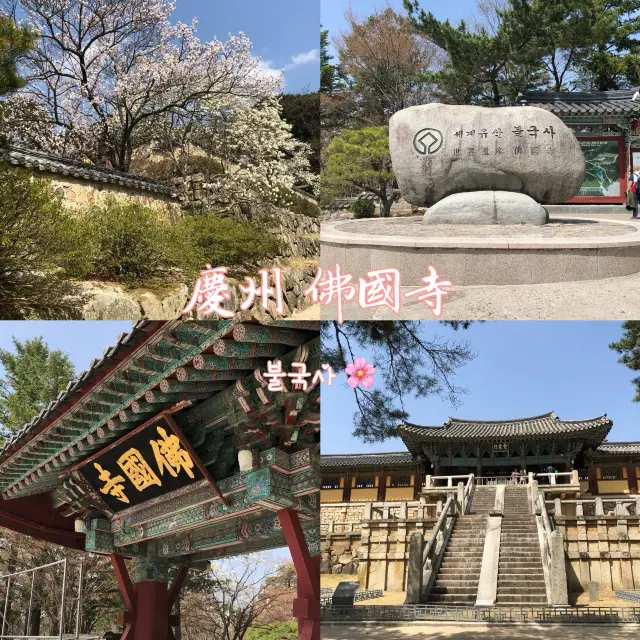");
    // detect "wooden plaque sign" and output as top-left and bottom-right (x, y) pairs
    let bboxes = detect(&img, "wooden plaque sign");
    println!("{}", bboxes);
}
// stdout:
(77, 414), (204, 512)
